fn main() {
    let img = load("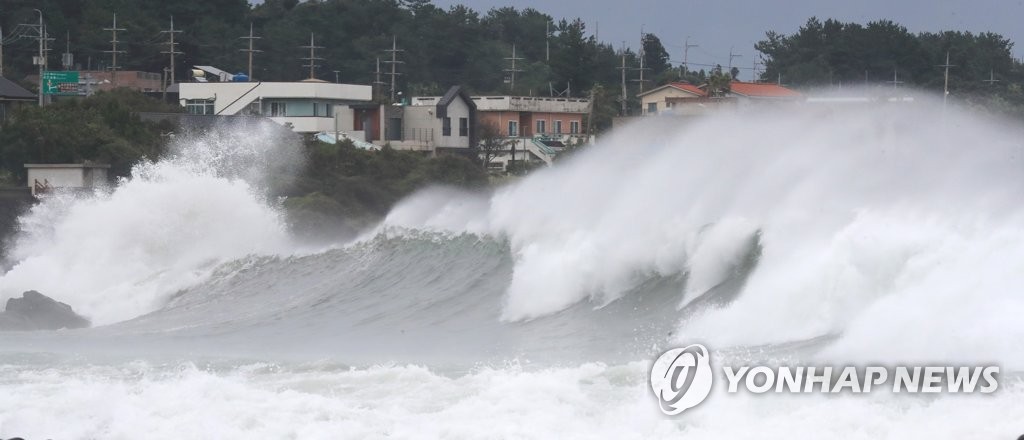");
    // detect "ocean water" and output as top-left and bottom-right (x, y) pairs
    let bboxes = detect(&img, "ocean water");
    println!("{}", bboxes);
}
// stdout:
(0, 98), (1022, 439)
